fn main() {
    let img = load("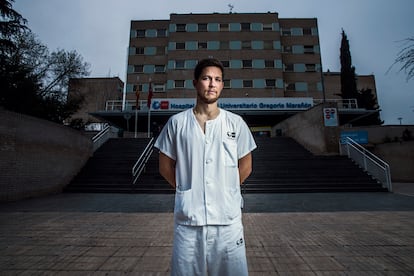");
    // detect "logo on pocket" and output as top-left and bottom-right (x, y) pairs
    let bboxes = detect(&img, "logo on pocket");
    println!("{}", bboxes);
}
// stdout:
(227, 131), (236, 139)
(236, 237), (244, 247)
